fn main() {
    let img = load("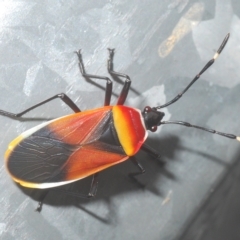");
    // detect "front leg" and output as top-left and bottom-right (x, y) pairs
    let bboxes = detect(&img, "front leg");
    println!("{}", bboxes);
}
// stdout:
(107, 49), (131, 105)
(141, 143), (165, 164)
(0, 93), (81, 119)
